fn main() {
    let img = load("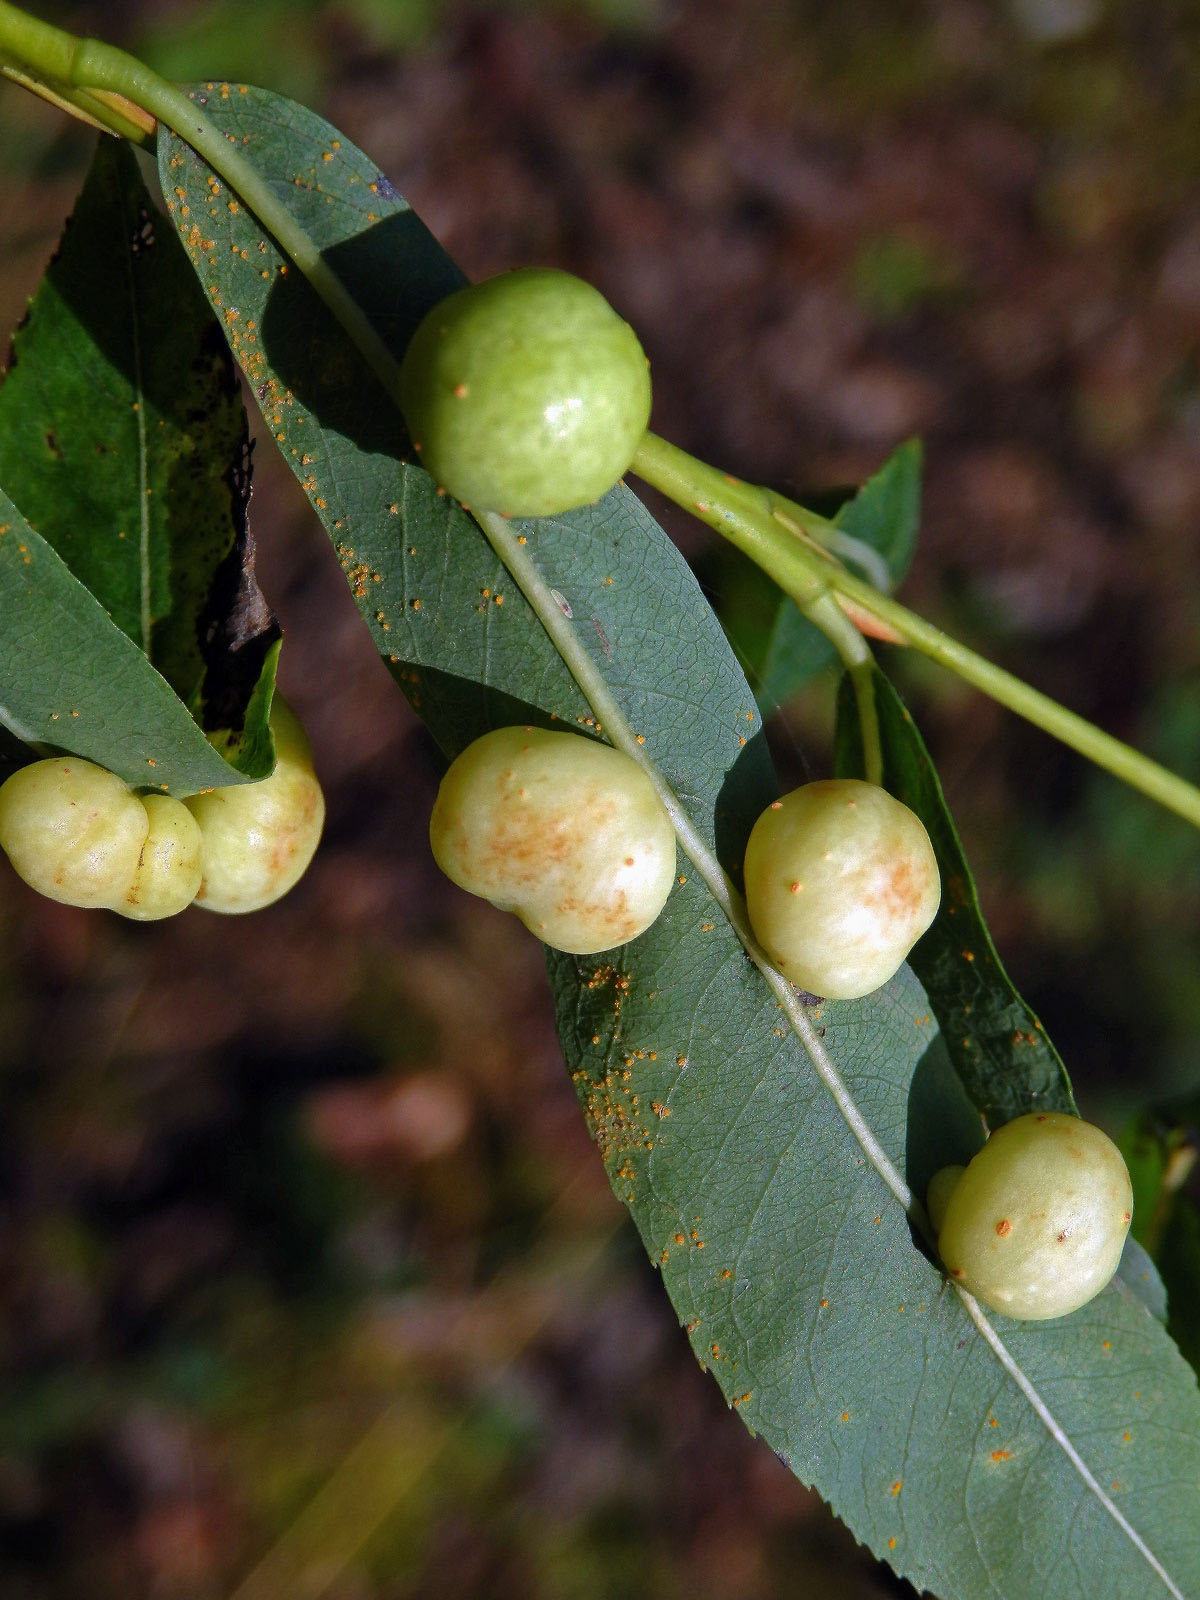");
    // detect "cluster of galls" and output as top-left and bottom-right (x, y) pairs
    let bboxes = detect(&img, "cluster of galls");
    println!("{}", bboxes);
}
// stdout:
(401, 265), (1132, 1324)
(430, 727), (940, 992)
(0, 698), (324, 919)
(429, 722), (1131, 1321)
(5, 264), (1130, 1326)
